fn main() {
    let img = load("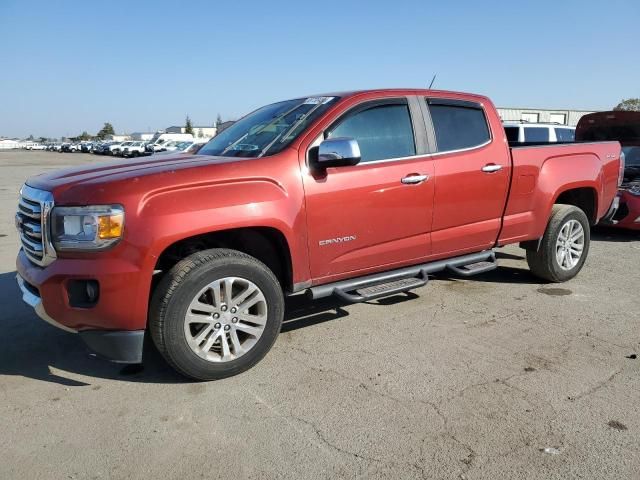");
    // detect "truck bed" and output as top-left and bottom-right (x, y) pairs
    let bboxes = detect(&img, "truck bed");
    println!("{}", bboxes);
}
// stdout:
(498, 141), (622, 245)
